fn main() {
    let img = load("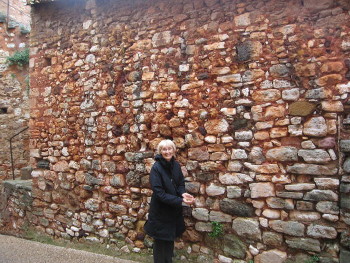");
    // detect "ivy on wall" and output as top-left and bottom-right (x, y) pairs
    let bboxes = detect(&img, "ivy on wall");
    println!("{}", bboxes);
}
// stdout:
(7, 48), (29, 67)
